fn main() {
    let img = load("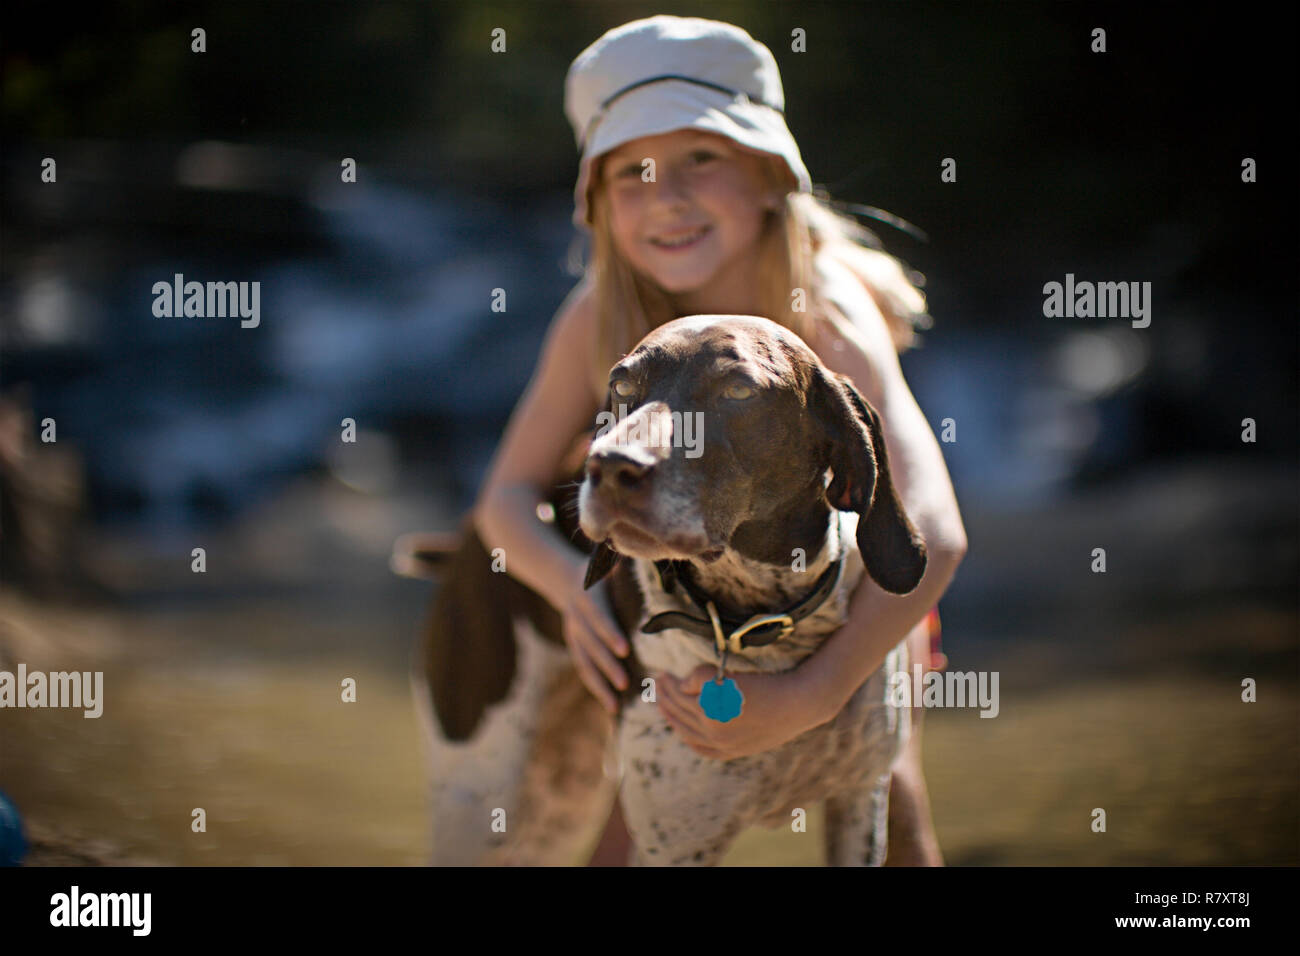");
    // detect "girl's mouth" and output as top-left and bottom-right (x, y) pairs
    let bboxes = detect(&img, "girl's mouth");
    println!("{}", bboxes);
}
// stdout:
(649, 225), (711, 251)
